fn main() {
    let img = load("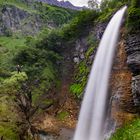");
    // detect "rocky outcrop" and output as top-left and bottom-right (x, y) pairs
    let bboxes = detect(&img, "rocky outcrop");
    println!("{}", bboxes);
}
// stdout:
(132, 75), (140, 107)
(0, 5), (47, 35)
(95, 23), (107, 40)
(126, 33), (140, 112)
(110, 38), (135, 128)
(73, 38), (88, 64)
(126, 34), (140, 74)
(73, 23), (107, 64)
(37, 0), (84, 10)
